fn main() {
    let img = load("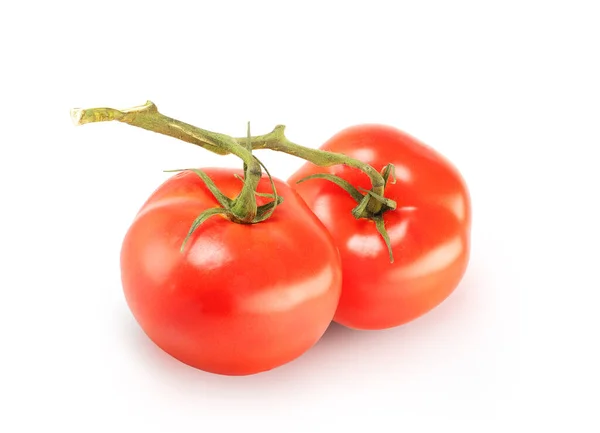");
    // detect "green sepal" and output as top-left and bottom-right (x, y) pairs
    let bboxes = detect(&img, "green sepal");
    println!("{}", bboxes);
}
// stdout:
(351, 194), (371, 219)
(164, 168), (233, 209)
(254, 191), (276, 198)
(234, 174), (275, 199)
(180, 207), (231, 252)
(252, 155), (283, 222)
(296, 173), (364, 203)
(359, 188), (397, 211)
(231, 154), (283, 223)
(374, 216), (394, 263)
(381, 163), (396, 186)
(255, 196), (285, 222)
